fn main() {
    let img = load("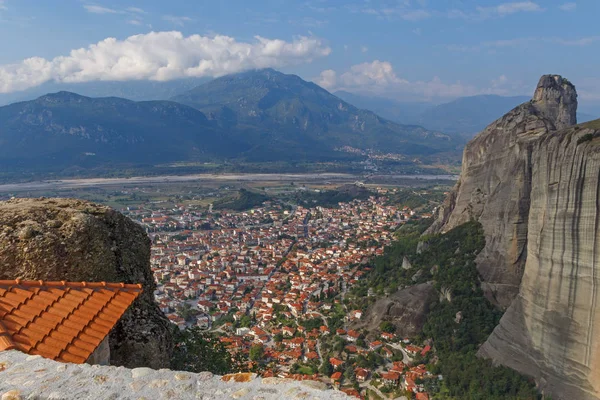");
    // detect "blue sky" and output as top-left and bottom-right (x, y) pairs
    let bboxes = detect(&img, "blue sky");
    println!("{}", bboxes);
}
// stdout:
(0, 0), (599, 106)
